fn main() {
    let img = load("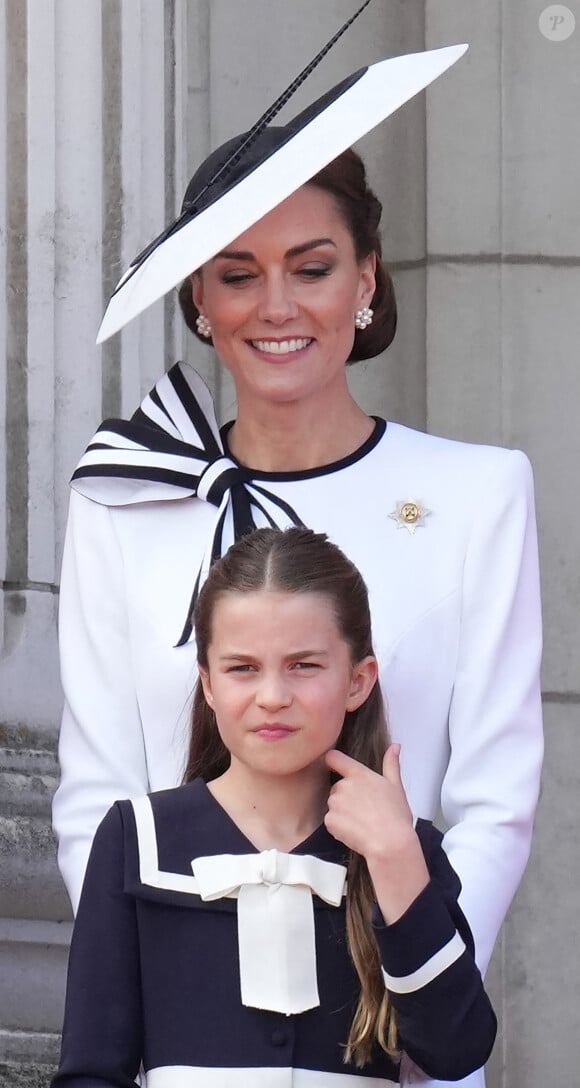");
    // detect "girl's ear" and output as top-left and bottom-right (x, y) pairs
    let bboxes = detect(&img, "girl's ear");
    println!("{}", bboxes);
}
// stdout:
(198, 665), (214, 709)
(345, 655), (378, 712)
